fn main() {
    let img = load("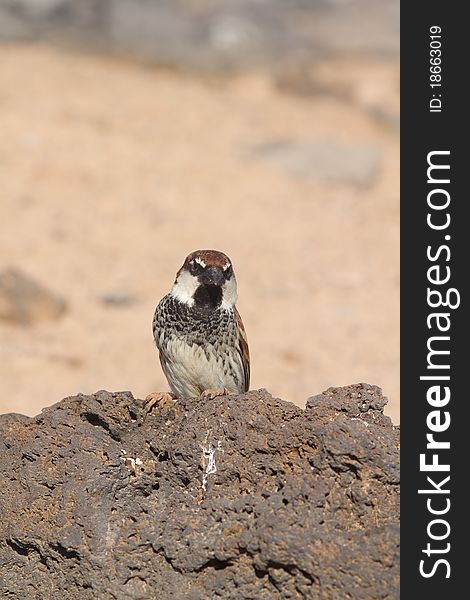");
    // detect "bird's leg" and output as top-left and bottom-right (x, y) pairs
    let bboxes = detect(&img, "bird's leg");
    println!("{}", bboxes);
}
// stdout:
(144, 391), (178, 412)
(200, 387), (229, 401)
